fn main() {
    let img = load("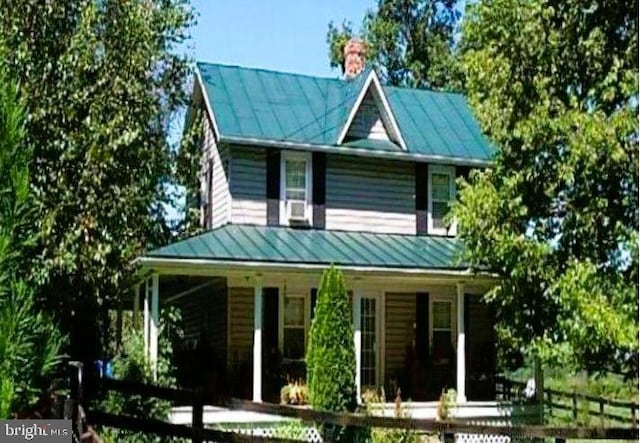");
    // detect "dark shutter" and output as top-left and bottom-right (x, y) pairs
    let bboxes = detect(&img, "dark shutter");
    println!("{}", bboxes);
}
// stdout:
(456, 166), (471, 198)
(266, 149), (281, 226)
(310, 288), (318, 320)
(312, 152), (326, 229)
(263, 288), (279, 365)
(415, 292), (429, 363)
(415, 163), (428, 235)
(464, 293), (471, 396)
